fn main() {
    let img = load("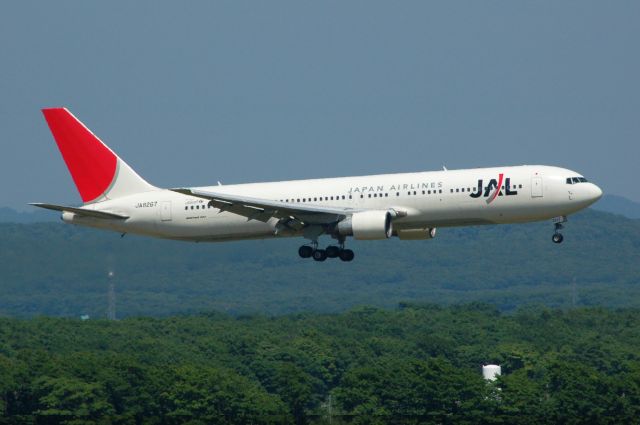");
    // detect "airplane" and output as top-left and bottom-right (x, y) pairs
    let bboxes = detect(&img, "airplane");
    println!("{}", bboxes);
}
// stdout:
(32, 107), (603, 262)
